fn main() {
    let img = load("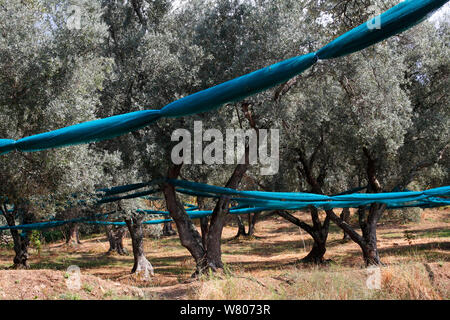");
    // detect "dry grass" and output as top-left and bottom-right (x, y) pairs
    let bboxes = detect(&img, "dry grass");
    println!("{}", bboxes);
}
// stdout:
(0, 269), (152, 300)
(193, 262), (449, 300)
